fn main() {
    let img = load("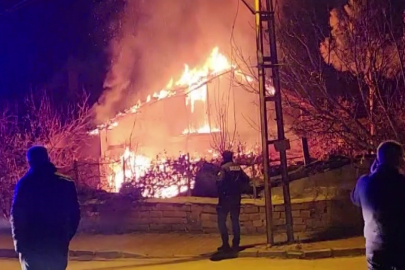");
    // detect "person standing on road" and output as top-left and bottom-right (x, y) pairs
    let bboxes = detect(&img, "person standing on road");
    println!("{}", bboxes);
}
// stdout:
(10, 146), (81, 270)
(216, 150), (250, 252)
(352, 141), (405, 270)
